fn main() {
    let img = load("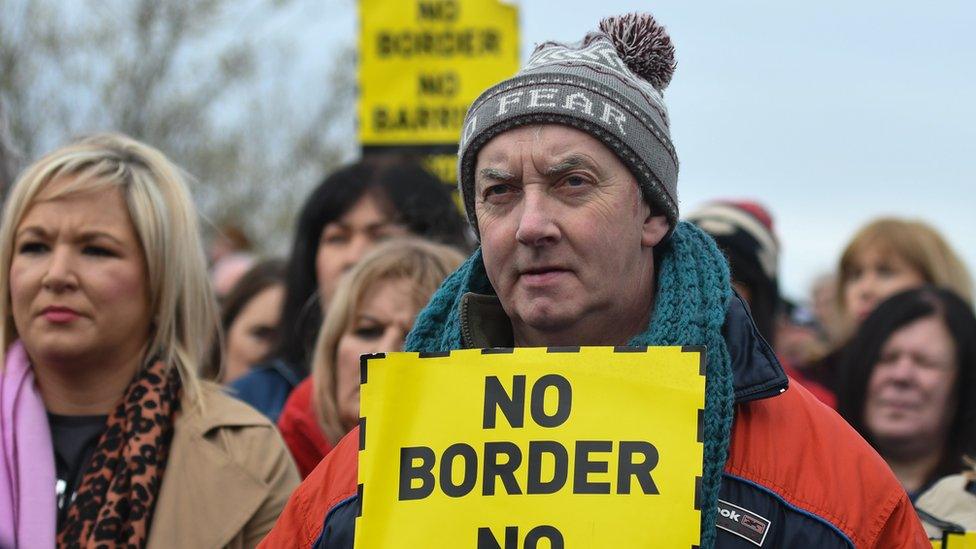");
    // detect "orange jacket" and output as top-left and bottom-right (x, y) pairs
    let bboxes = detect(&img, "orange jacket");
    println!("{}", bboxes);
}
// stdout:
(262, 295), (929, 548)
(277, 379), (334, 479)
(261, 379), (928, 548)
